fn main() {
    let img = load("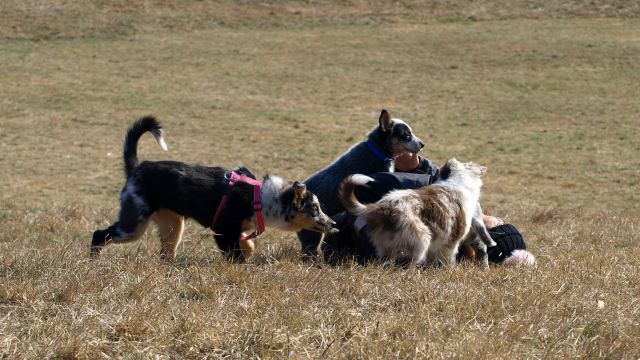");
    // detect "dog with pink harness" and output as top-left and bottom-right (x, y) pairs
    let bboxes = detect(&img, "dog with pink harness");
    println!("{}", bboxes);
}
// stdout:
(91, 116), (337, 261)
